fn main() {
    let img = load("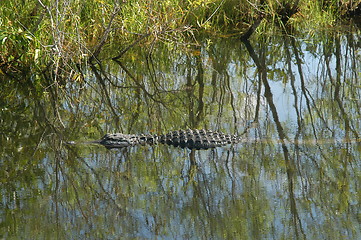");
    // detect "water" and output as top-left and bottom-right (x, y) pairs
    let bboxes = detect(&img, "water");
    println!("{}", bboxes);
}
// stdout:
(1, 29), (360, 239)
